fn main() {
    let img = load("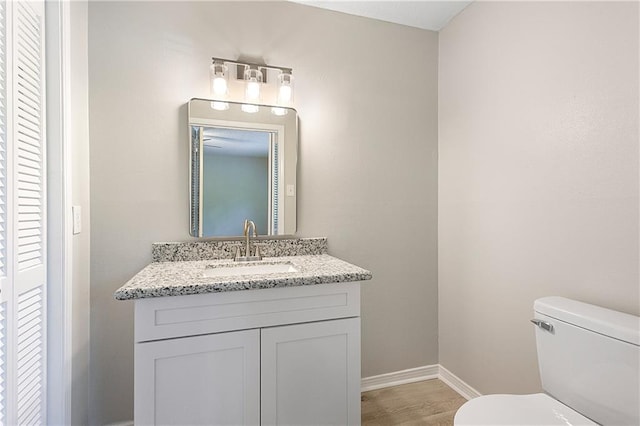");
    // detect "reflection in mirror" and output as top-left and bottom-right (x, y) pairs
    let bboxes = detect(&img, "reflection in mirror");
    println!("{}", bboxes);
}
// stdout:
(189, 99), (297, 238)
